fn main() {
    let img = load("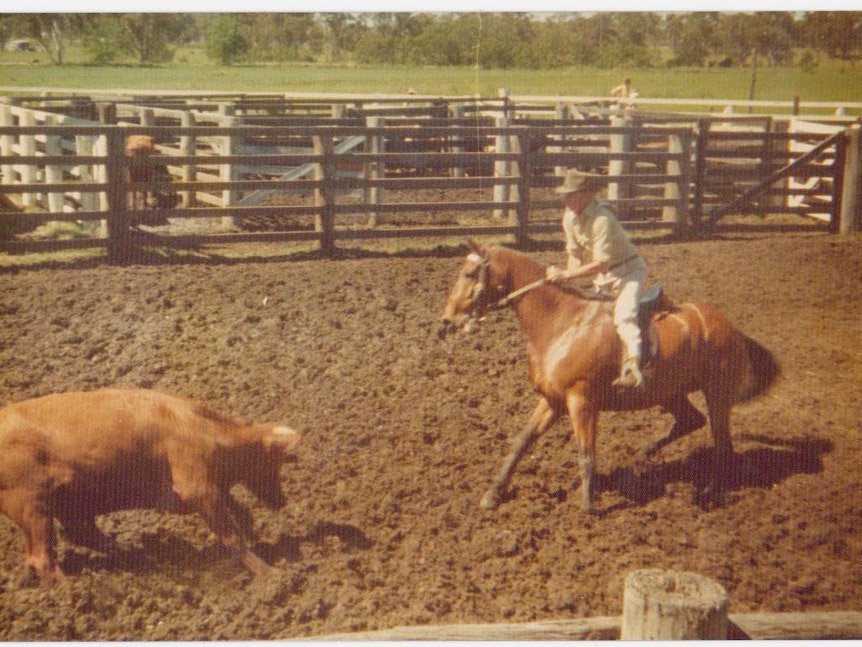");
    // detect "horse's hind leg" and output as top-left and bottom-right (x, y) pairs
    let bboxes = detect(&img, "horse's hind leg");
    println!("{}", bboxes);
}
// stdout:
(480, 397), (558, 511)
(641, 394), (707, 457)
(700, 387), (735, 507)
